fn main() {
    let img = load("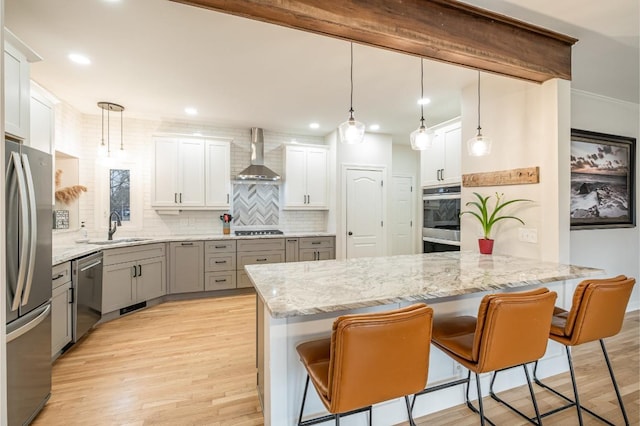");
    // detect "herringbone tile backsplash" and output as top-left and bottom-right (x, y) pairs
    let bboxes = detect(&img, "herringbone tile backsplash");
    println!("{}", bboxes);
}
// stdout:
(232, 184), (279, 226)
